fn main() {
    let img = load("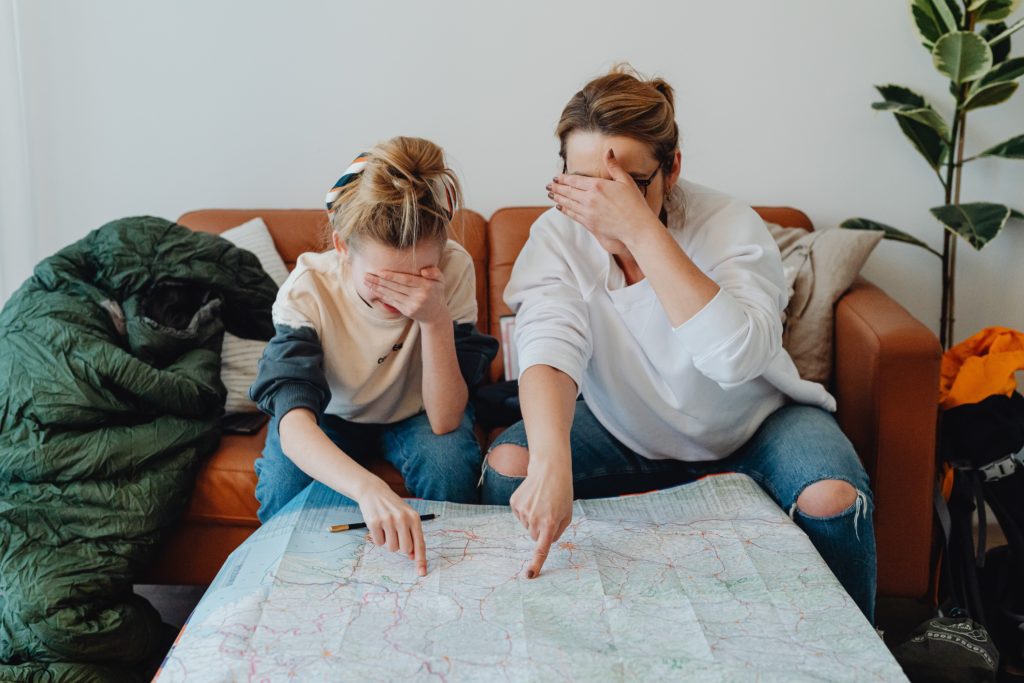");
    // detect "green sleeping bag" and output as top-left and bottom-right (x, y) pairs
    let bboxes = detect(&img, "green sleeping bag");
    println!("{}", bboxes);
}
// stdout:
(0, 217), (277, 681)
